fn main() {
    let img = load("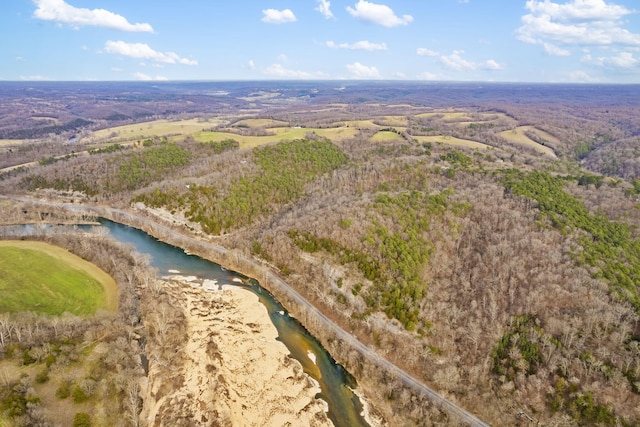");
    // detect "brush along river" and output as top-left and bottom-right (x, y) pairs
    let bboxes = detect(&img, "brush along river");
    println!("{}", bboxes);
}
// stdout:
(99, 219), (371, 427)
